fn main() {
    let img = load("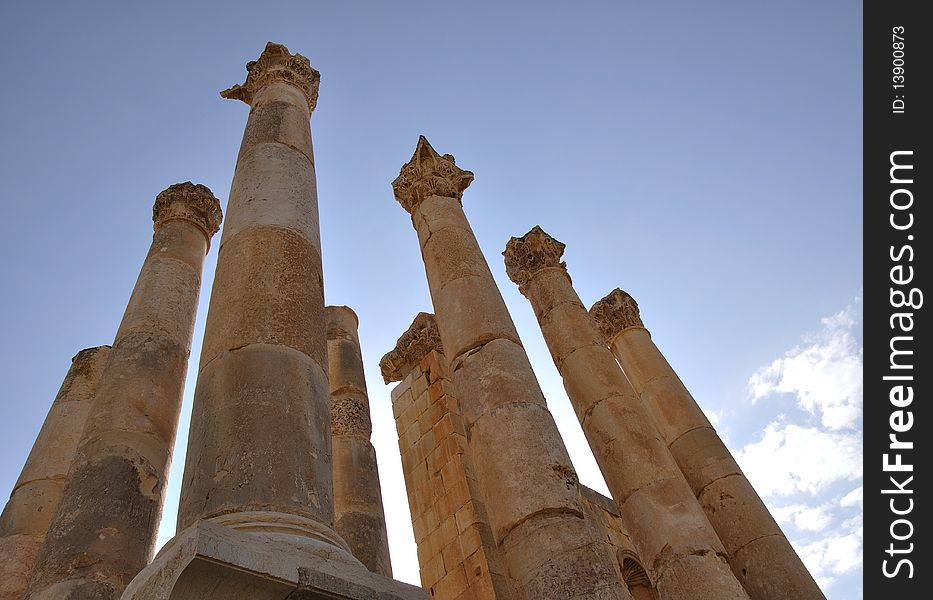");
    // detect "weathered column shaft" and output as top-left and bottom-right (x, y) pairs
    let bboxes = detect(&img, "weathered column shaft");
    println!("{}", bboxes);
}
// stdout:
(590, 290), (825, 600)
(504, 227), (749, 600)
(326, 305), (392, 576)
(0, 346), (110, 600)
(392, 138), (630, 599)
(177, 43), (346, 551)
(26, 183), (222, 600)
